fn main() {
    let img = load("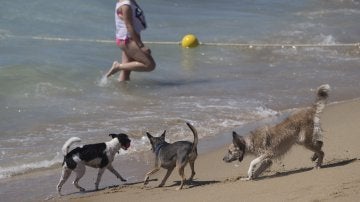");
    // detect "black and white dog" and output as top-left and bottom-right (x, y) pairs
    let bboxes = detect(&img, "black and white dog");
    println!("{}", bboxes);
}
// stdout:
(57, 133), (131, 195)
